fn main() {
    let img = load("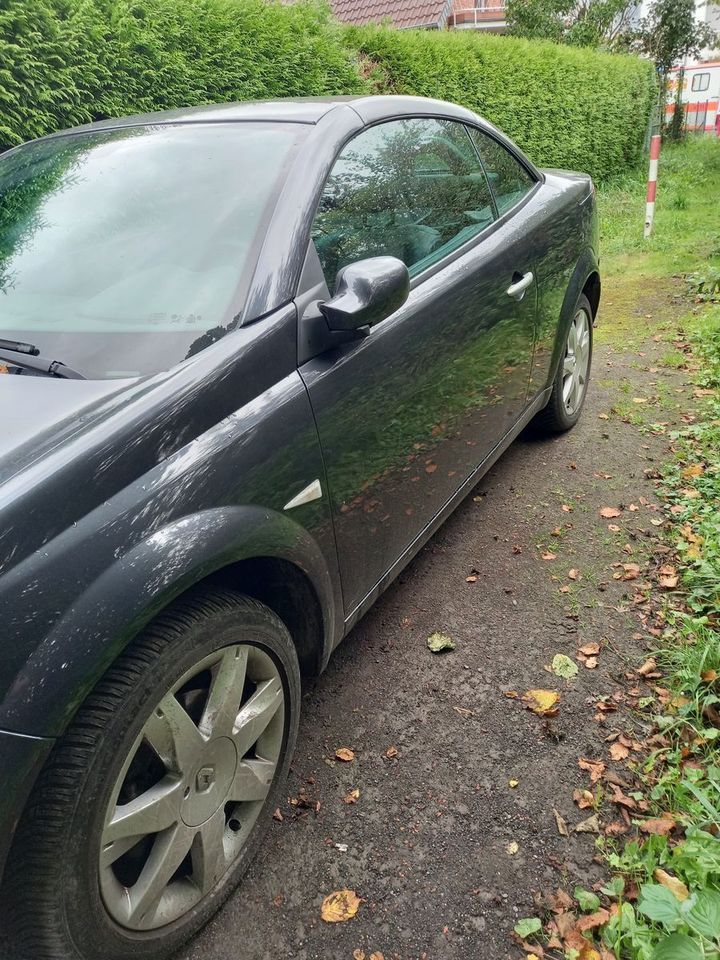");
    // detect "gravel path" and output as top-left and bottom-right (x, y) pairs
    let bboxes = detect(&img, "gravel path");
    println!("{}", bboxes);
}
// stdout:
(182, 296), (691, 960)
